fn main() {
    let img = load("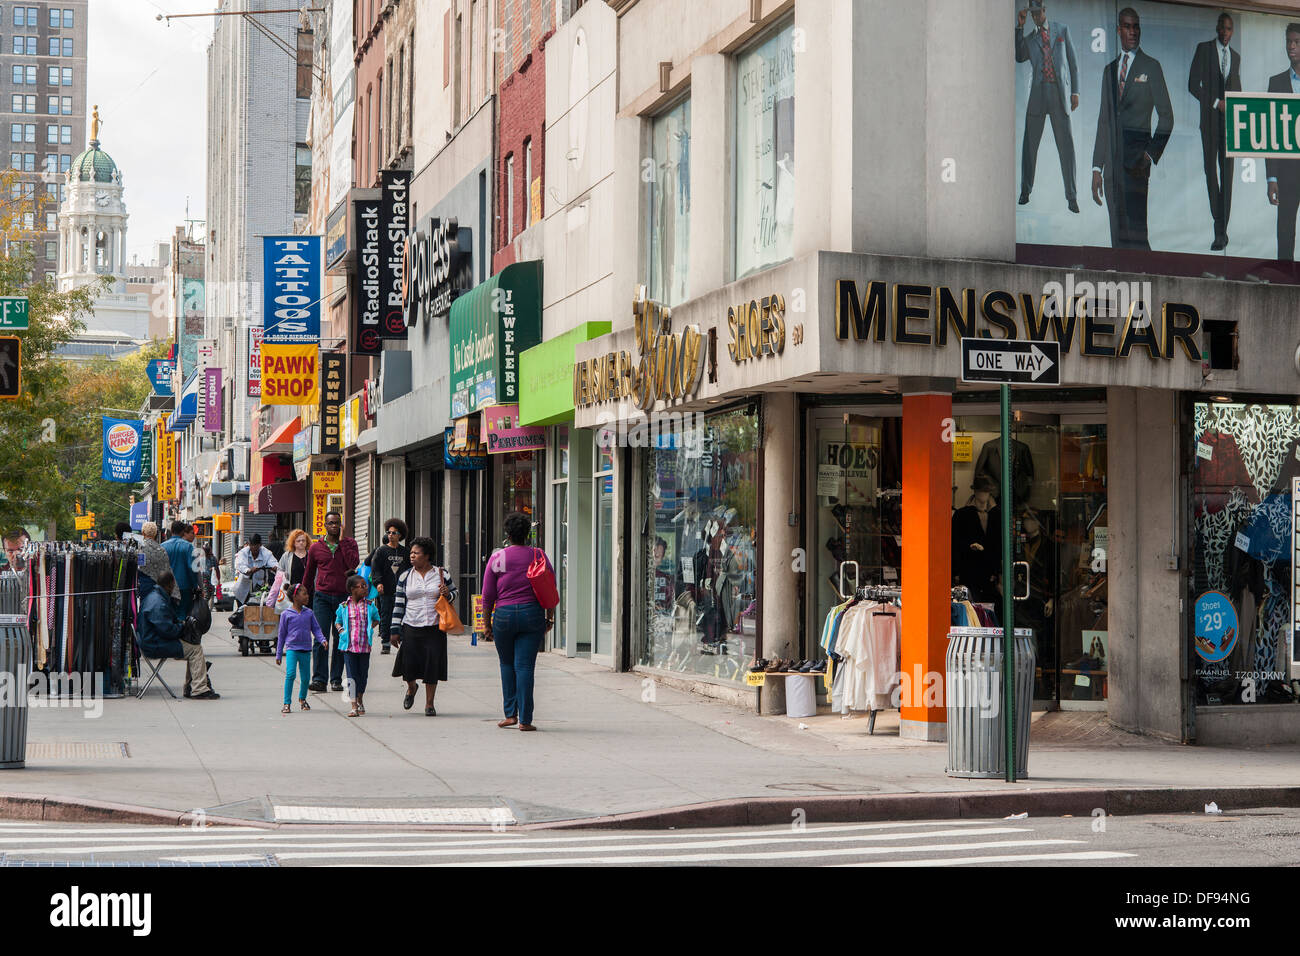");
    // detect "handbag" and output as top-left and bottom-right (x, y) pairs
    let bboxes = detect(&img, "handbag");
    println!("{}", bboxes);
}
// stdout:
(527, 548), (559, 610)
(436, 569), (465, 634)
